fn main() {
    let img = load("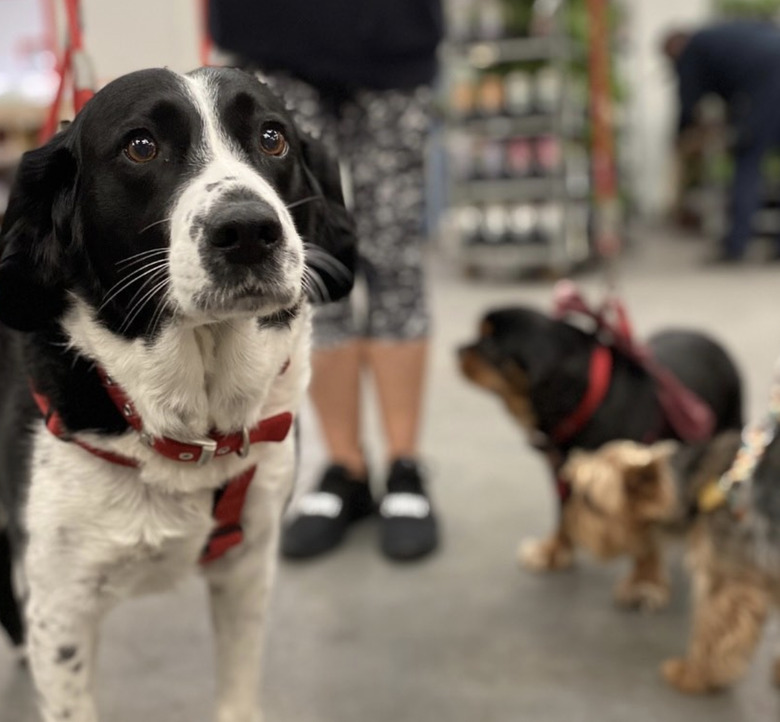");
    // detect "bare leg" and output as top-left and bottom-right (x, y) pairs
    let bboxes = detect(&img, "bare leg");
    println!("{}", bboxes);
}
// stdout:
(309, 341), (366, 477)
(662, 570), (769, 693)
(363, 339), (428, 462)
